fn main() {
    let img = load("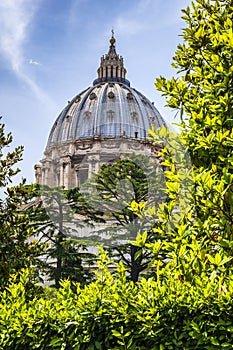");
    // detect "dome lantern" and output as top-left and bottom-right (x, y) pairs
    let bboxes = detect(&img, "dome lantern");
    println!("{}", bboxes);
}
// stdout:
(94, 32), (129, 86)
